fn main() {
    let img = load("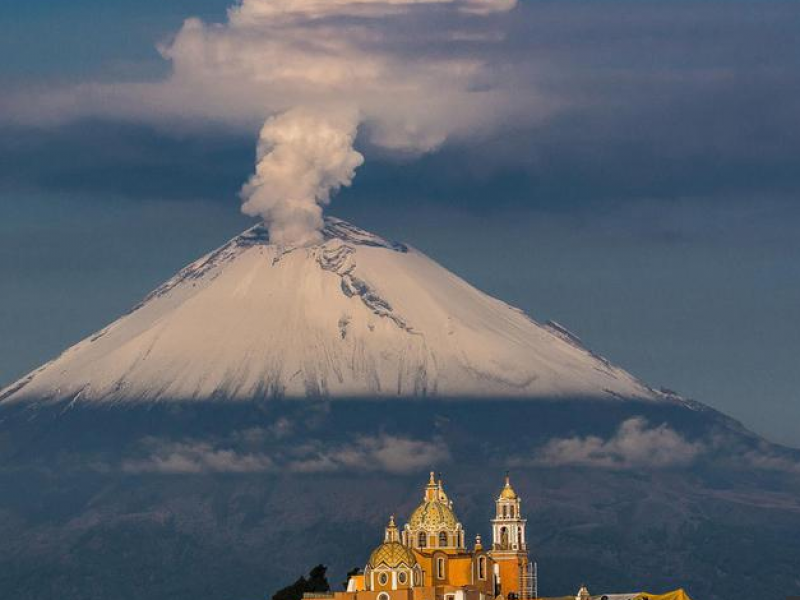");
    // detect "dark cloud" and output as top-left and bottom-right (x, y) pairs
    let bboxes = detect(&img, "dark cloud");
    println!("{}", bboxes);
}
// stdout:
(361, 1), (800, 209)
(0, 120), (252, 202)
(3, 3), (799, 211)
